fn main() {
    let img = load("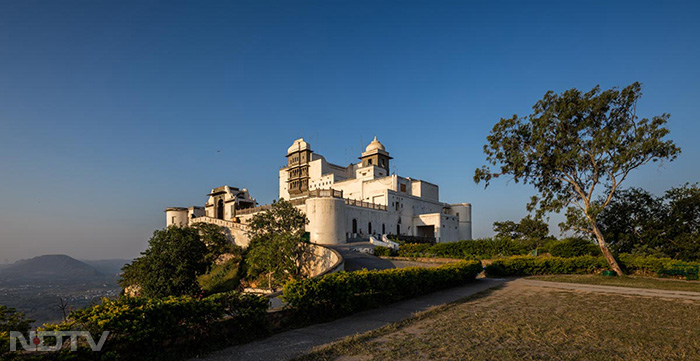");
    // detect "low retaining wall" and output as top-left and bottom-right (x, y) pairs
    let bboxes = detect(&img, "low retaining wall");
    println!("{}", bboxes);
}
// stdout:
(302, 243), (345, 278)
